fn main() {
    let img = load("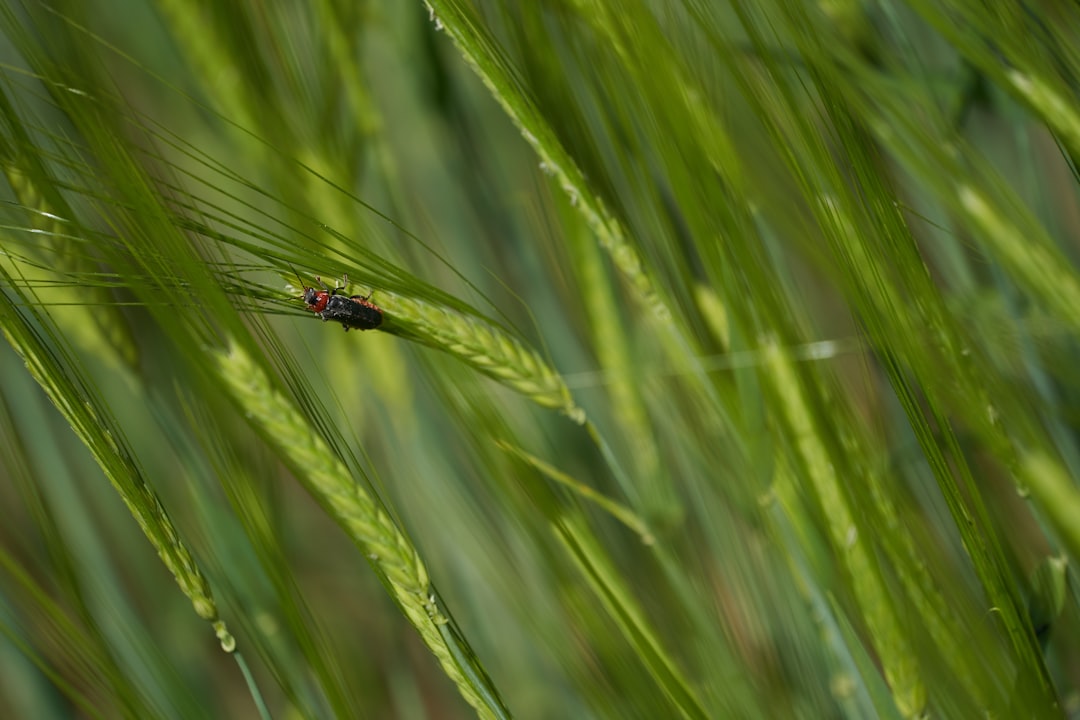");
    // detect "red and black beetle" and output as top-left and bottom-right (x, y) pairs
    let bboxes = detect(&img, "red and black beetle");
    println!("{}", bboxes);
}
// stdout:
(296, 272), (383, 331)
